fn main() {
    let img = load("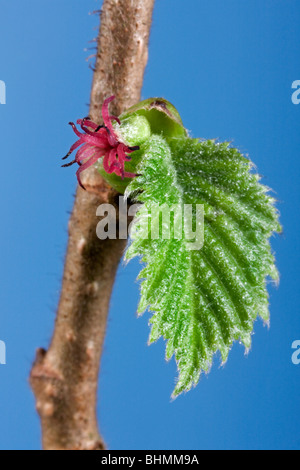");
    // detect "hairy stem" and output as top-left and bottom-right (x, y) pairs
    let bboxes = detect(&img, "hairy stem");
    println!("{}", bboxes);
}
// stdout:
(30, 0), (155, 450)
